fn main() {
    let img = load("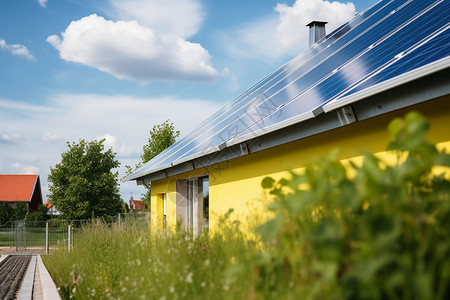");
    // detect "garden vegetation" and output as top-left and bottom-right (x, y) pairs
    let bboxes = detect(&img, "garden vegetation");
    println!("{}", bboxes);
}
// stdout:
(43, 112), (450, 299)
